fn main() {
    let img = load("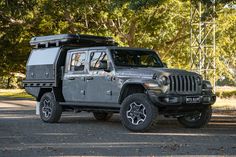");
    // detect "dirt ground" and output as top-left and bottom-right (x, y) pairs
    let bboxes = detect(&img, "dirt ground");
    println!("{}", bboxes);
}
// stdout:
(0, 99), (236, 156)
